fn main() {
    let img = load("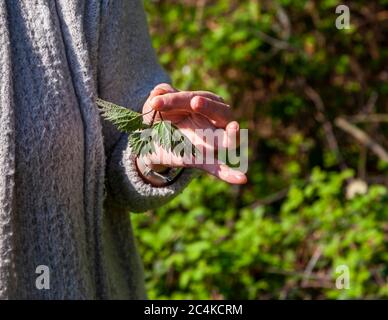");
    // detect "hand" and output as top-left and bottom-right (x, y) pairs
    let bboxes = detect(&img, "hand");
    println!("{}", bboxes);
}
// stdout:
(140, 83), (247, 185)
